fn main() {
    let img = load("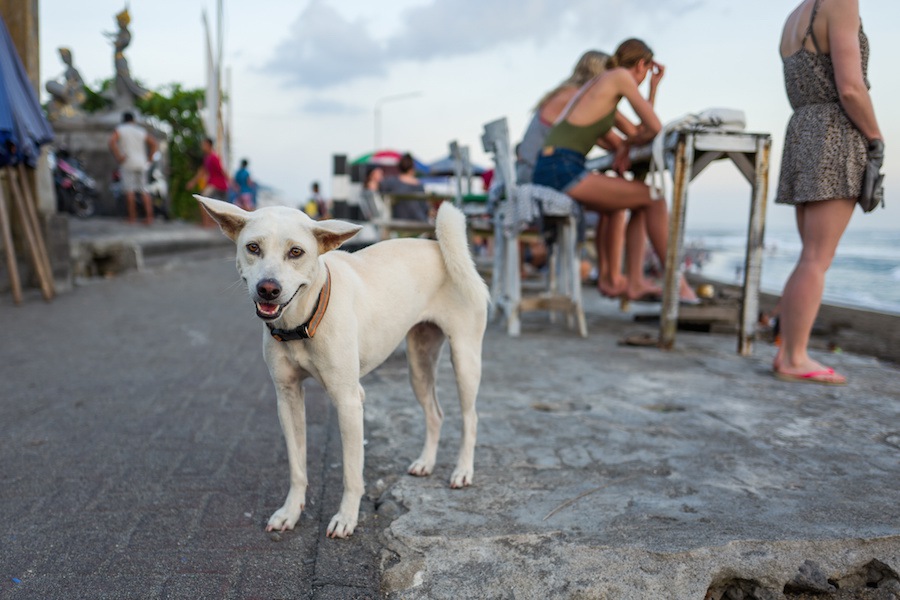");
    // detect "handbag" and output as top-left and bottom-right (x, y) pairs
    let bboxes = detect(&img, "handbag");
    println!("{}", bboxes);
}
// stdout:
(859, 139), (885, 213)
